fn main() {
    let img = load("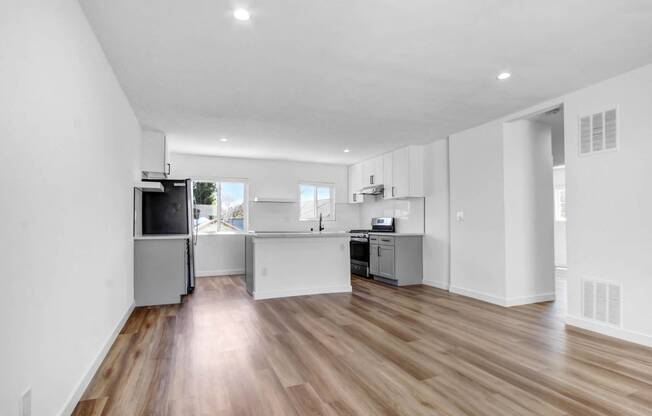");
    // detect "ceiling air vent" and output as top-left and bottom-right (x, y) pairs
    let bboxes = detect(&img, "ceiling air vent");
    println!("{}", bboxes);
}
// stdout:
(579, 108), (618, 156)
(582, 278), (622, 327)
